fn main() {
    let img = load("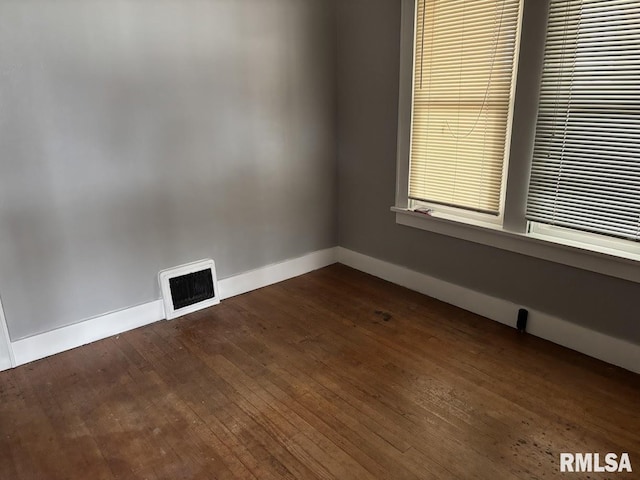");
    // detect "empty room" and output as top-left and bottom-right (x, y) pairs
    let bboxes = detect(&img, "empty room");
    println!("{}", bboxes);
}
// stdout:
(0, 0), (638, 478)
